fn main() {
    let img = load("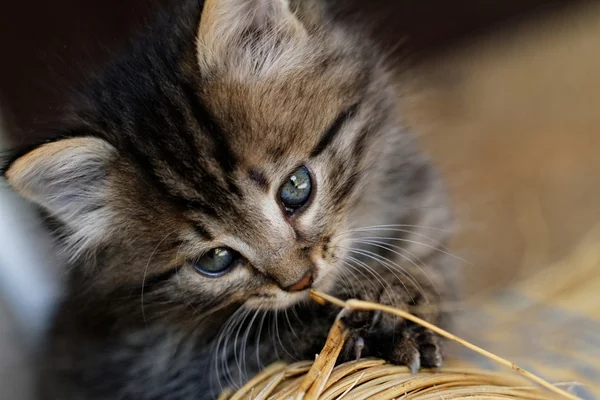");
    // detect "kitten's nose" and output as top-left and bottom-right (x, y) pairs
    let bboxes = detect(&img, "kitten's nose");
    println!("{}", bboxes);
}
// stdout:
(284, 271), (313, 292)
